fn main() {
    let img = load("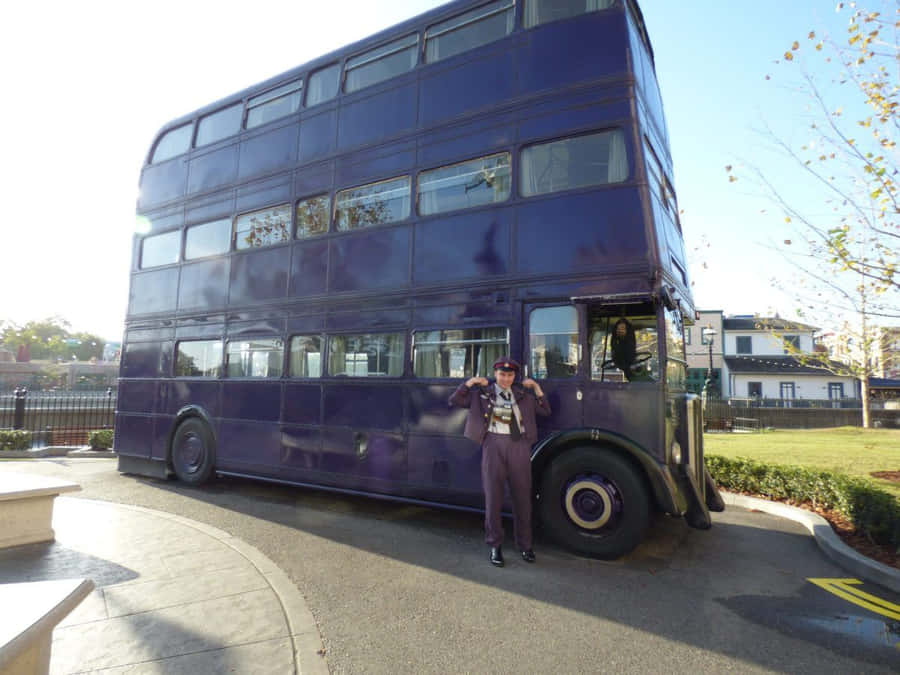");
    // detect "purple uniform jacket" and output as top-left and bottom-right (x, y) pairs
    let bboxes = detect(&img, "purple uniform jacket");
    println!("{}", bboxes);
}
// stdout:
(448, 381), (552, 445)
